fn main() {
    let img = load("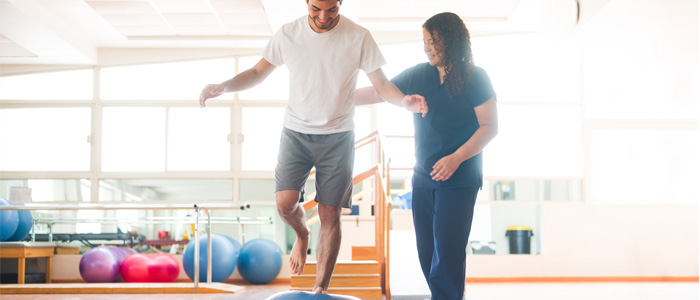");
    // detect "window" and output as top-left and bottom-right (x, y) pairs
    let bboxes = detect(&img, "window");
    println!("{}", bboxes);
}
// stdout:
(0, 69), (93, 100)
(590, 129), (699, 204)
(100, 58), (236, 100)
(240, 107), (285, 171)
(99, 179), (233, 202)
(485, 105), (583, 177)
(0, 179), (90, 202)
(167, 107), (230, 171)
(102, 107), (166, 172)
(0, 108), (91, 171)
